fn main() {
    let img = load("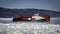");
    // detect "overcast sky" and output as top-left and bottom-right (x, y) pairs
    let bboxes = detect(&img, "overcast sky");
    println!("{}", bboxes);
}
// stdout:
(0, 0), (60, 11)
